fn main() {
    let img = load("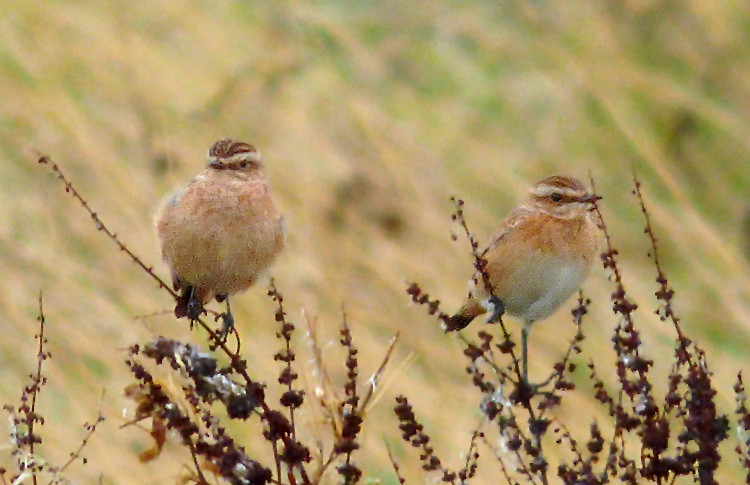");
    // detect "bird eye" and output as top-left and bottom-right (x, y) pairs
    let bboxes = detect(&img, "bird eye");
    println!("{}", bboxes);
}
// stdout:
(240, 161), (248, 168)
(550, 193), (562, 202)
